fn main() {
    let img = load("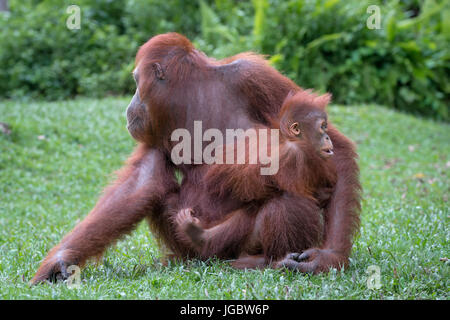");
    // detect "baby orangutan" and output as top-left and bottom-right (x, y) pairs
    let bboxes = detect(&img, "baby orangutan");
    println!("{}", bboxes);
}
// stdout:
(175, 90), (337, 269)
